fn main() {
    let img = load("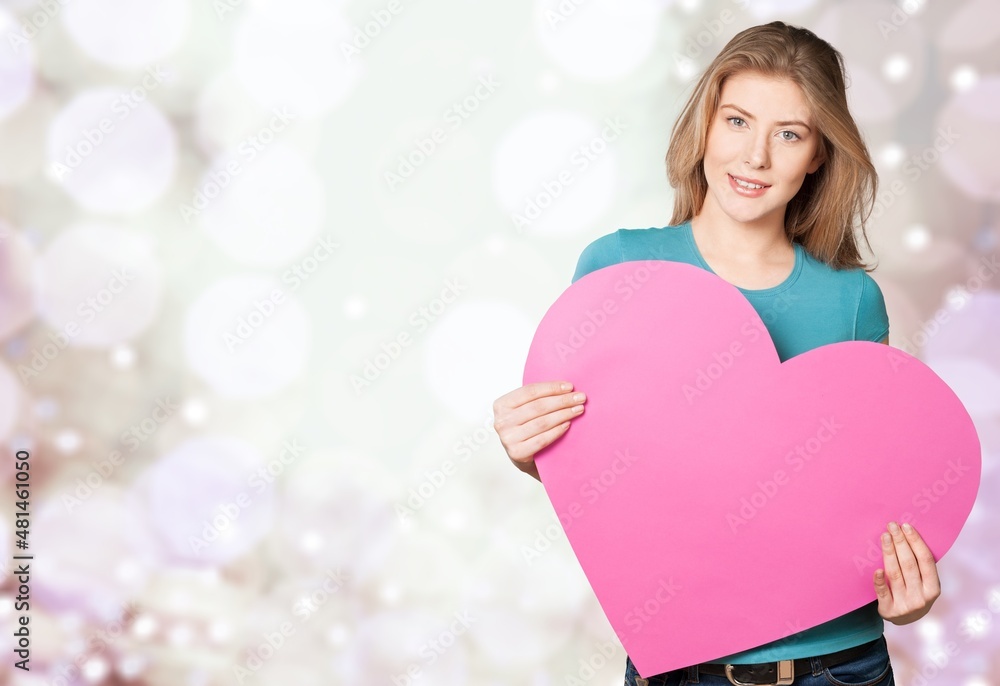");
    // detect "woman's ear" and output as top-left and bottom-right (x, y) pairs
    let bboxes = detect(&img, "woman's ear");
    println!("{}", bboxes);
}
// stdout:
(806, 145), (826, 174)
